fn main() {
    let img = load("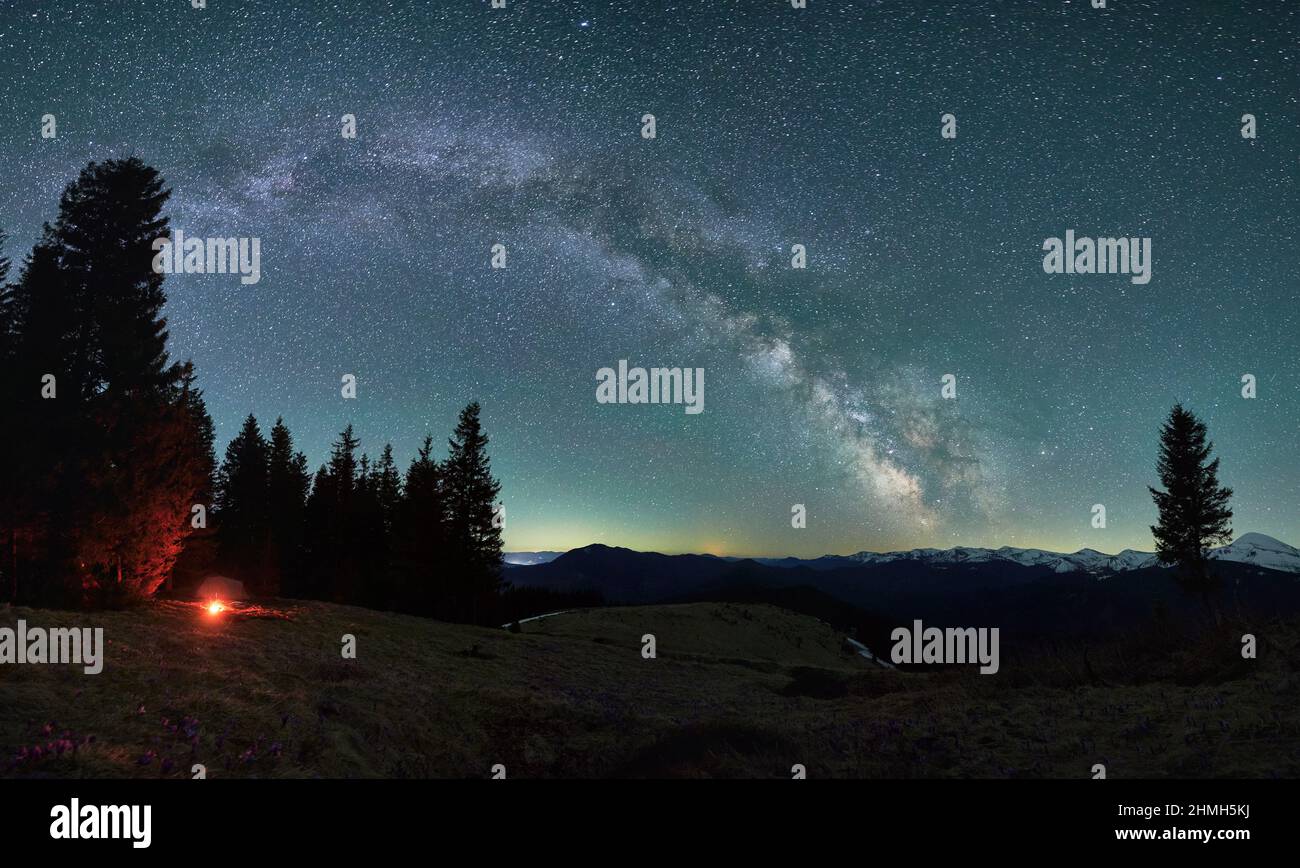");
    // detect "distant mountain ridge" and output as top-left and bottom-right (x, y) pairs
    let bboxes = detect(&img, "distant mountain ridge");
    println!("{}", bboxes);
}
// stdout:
(507, 533), (1299, 575)
(744, 532), (1300, 576)
(505, 533), (1300, 644)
